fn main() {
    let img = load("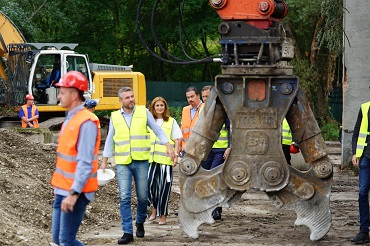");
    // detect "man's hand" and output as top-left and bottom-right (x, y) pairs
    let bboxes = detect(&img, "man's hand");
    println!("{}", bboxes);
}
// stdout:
(223, 148), (230, 159)
(61, 195), (78, 213)
(100, 157), (108, 171)
(178, 146), (183, 157)
(173, 154), (179, 167)
(352, 154), (359, 167)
